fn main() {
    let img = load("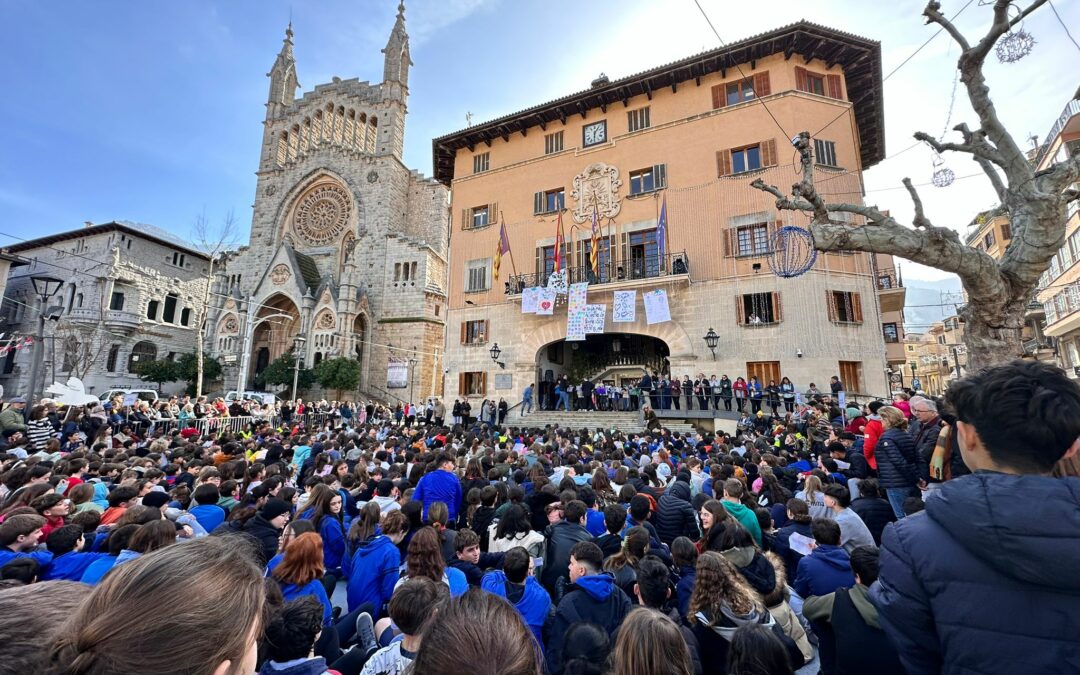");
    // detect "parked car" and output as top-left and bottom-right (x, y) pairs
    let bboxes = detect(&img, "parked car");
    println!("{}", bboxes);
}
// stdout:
(98, 389), (160, 404)
(225, 390), (281, 405)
